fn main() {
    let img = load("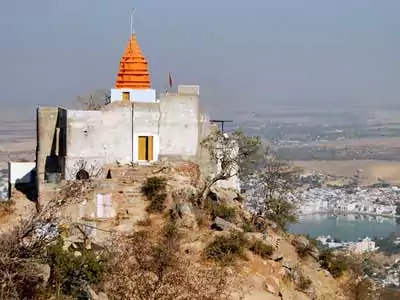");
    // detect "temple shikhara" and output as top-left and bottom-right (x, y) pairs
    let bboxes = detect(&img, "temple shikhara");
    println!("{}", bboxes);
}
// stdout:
(15, 17), (215, 201)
